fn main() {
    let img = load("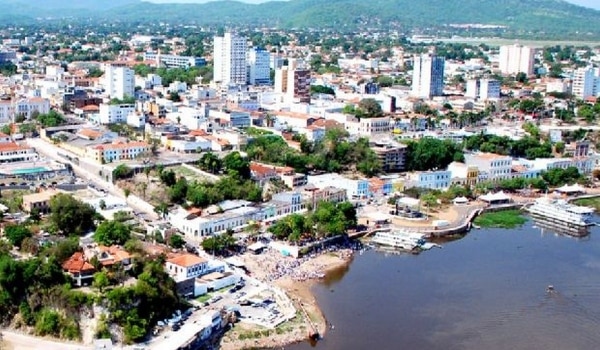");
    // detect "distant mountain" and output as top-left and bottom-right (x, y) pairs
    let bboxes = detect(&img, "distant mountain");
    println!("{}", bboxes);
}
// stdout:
(3, 0), (600, 39)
